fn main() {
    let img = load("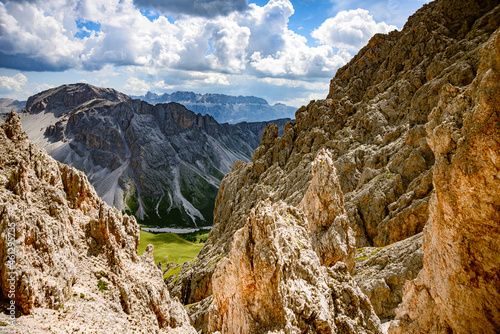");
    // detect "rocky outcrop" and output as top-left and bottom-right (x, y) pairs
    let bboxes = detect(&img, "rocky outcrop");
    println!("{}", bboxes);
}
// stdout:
(20, 83), (290, 227)
(171, 0), (500, 310)
(354, 233), (423, 320)
(298, 149), (355, 272)
(0, 111), (195, 333)
(390, 23), (500, 334)
(209, 199), (381, 334)
(134, 91), (297, 123)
